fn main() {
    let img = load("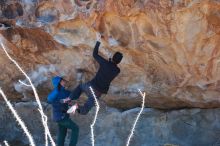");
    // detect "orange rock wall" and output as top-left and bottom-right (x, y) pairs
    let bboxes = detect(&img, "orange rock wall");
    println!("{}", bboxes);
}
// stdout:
(1, 0), (220, 109)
